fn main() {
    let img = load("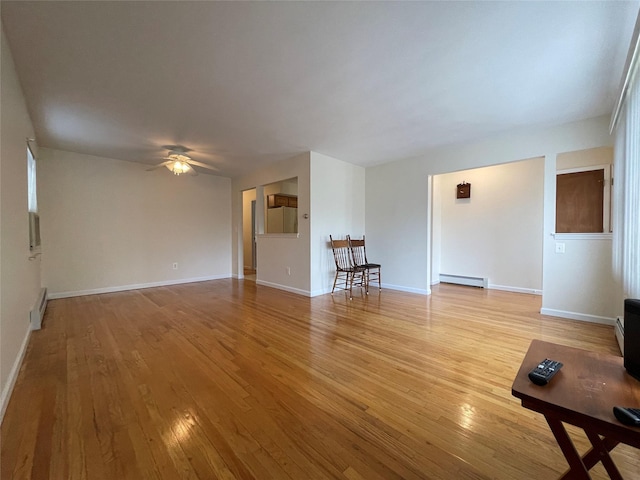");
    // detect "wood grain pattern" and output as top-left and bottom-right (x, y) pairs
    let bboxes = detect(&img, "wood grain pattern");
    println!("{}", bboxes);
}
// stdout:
(2, 281), (638, 479)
